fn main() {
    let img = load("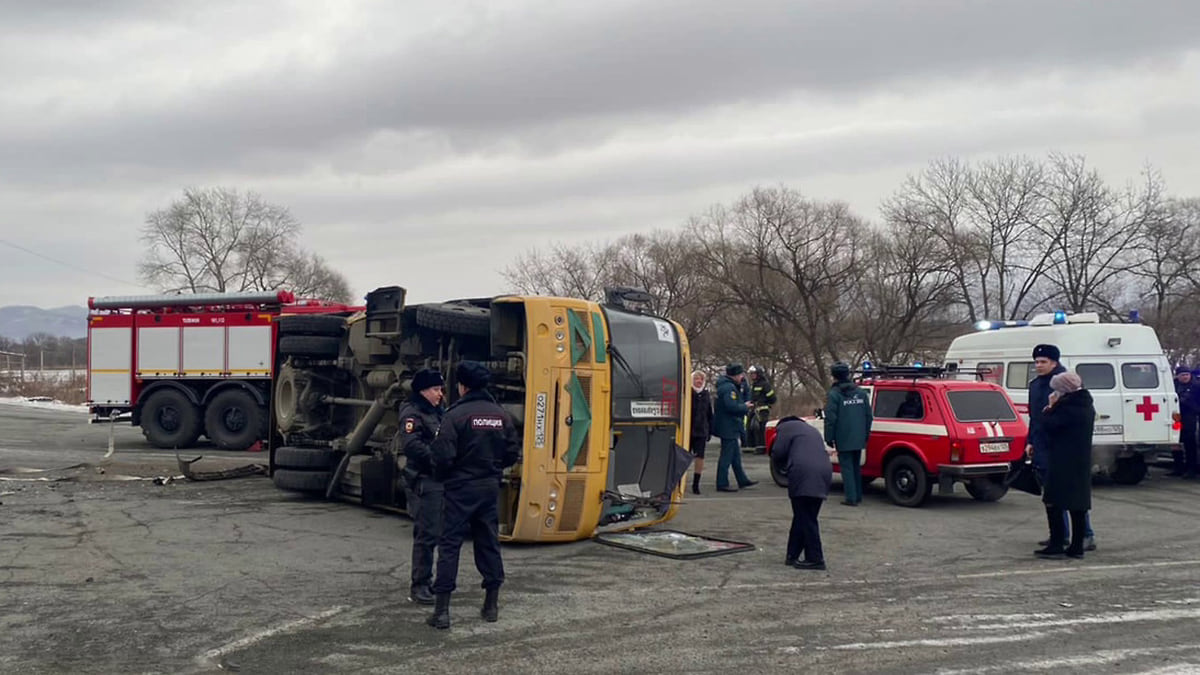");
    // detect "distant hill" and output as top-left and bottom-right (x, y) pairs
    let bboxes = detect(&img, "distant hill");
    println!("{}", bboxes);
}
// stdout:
(0, 305), (88, 340)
